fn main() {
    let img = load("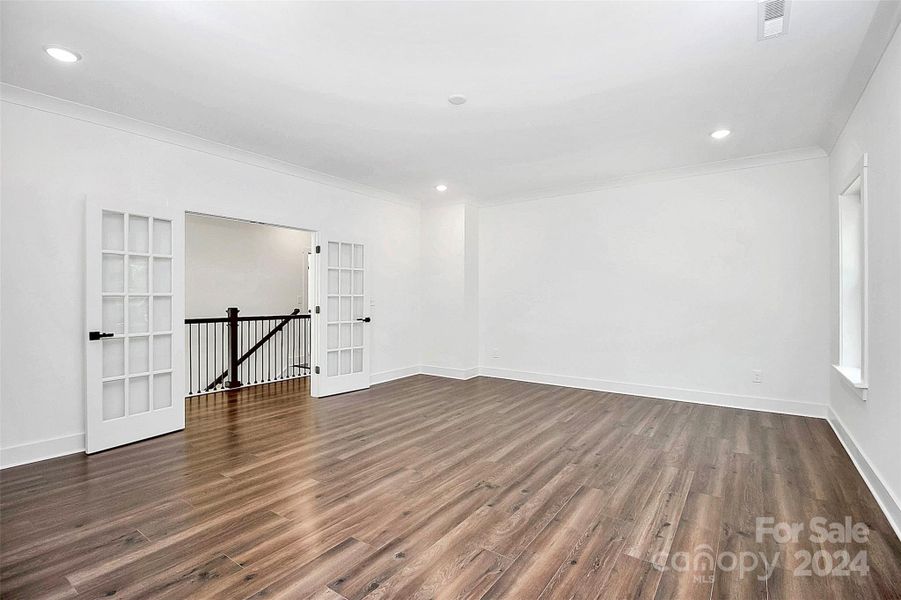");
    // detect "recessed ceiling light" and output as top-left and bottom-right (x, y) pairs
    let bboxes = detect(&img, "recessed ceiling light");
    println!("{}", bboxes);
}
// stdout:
(448, 94), (467, 106)
(710, 129), (731, 140)
(435, 184), (448, 192)
(44, 46), (81, 63)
